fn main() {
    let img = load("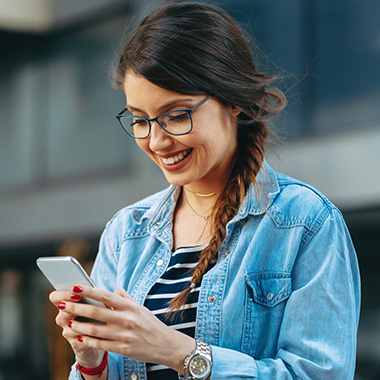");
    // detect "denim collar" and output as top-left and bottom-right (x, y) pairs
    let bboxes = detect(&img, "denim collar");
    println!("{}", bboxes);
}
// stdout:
(234, 160), (280, 219)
